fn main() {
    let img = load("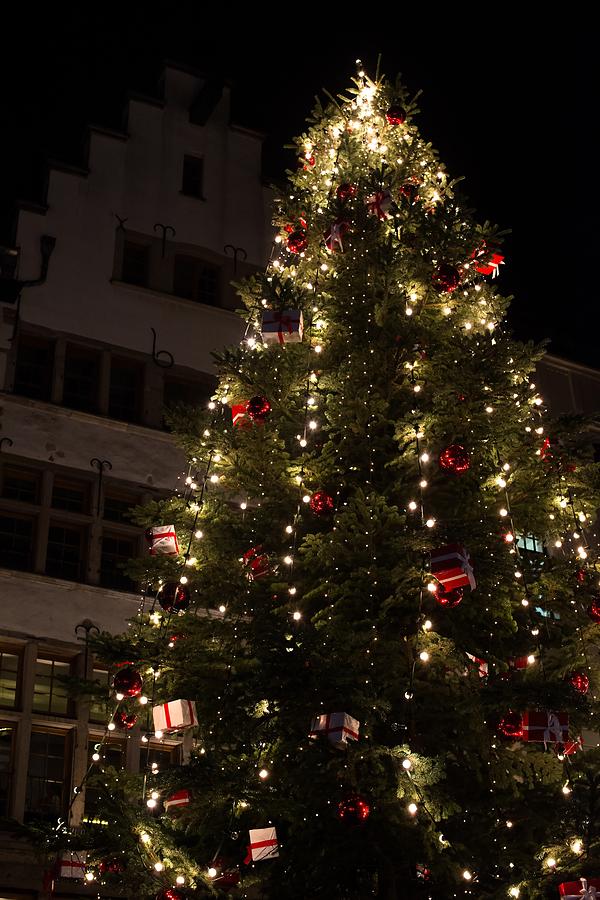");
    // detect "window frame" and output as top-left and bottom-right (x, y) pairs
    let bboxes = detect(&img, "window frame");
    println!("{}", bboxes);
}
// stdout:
(32, 657), (73, 718)
(181, 154), (205, 199)
(0, 647), (21, 710)
(24, 726), (72, 823)
(173, 253), (221, 306)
